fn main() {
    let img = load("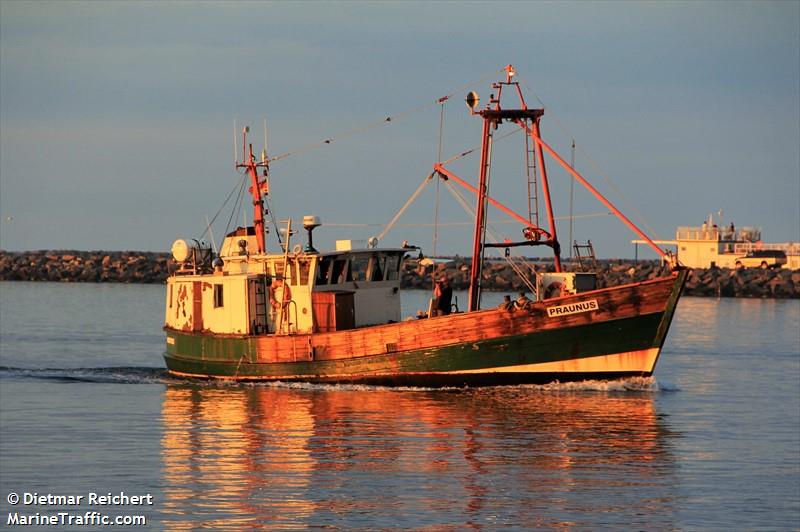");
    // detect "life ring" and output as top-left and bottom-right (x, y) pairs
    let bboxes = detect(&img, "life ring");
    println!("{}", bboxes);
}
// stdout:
(544, 281), (565, 299)
(268, 280), (292, 310)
